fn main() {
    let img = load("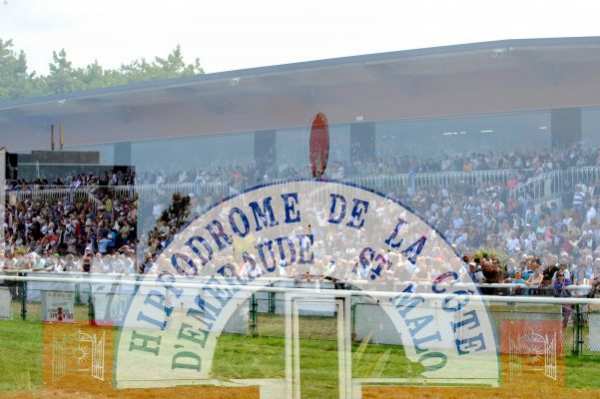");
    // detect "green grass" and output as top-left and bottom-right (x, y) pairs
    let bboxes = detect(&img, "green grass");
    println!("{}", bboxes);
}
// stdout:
(212, 334), (420, 399)
(2, 313), (600, 398)
(0, 314), (420, 399)
(0, 319), (42, 391)
(1, 299), (93, 392)
(212, 314), (422, 399)
(212, 334), (286, 379)
(565, 355), (600, 389)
